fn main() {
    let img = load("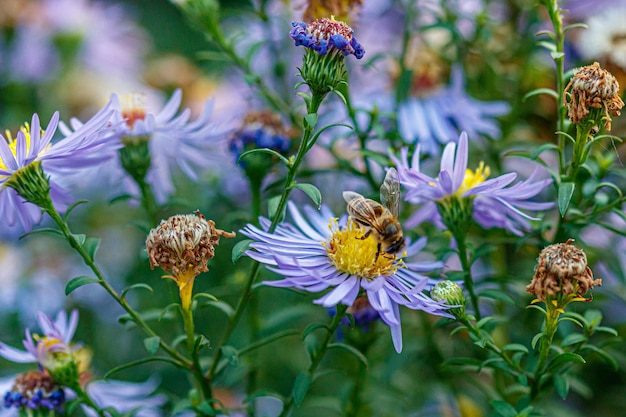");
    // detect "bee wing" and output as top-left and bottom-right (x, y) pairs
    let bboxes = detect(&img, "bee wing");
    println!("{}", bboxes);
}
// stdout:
(380, 167), (401, 217)
(342, 191), (385, 233)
